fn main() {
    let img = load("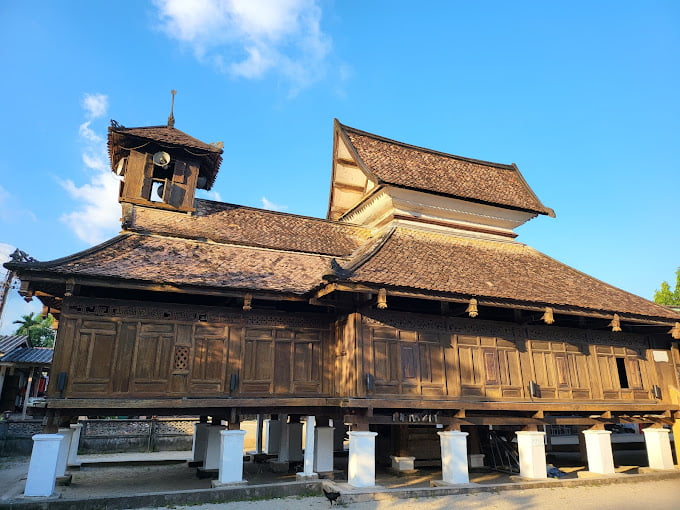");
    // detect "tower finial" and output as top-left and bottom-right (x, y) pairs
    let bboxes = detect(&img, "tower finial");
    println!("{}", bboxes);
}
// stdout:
(168, 89), (177, 128)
